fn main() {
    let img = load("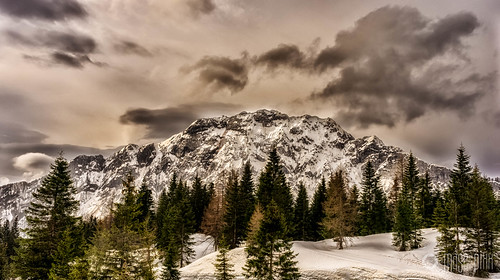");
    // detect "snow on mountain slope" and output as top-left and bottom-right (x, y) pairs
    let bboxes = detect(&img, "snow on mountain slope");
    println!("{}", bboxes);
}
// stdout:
(0, 110), (453, 225)
(181, 229), (486, 280)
